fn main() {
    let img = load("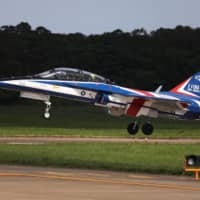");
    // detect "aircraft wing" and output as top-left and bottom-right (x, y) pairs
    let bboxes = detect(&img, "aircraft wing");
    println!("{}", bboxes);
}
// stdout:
(43, 81), (190, 117)
(125, 93), (189, 118)
(56, 82), (188, 103)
